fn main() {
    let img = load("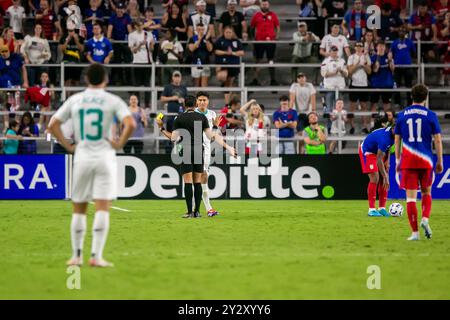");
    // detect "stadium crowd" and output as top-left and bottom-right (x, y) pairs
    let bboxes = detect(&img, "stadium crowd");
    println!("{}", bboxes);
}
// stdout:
(0, 0), (449, 154)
